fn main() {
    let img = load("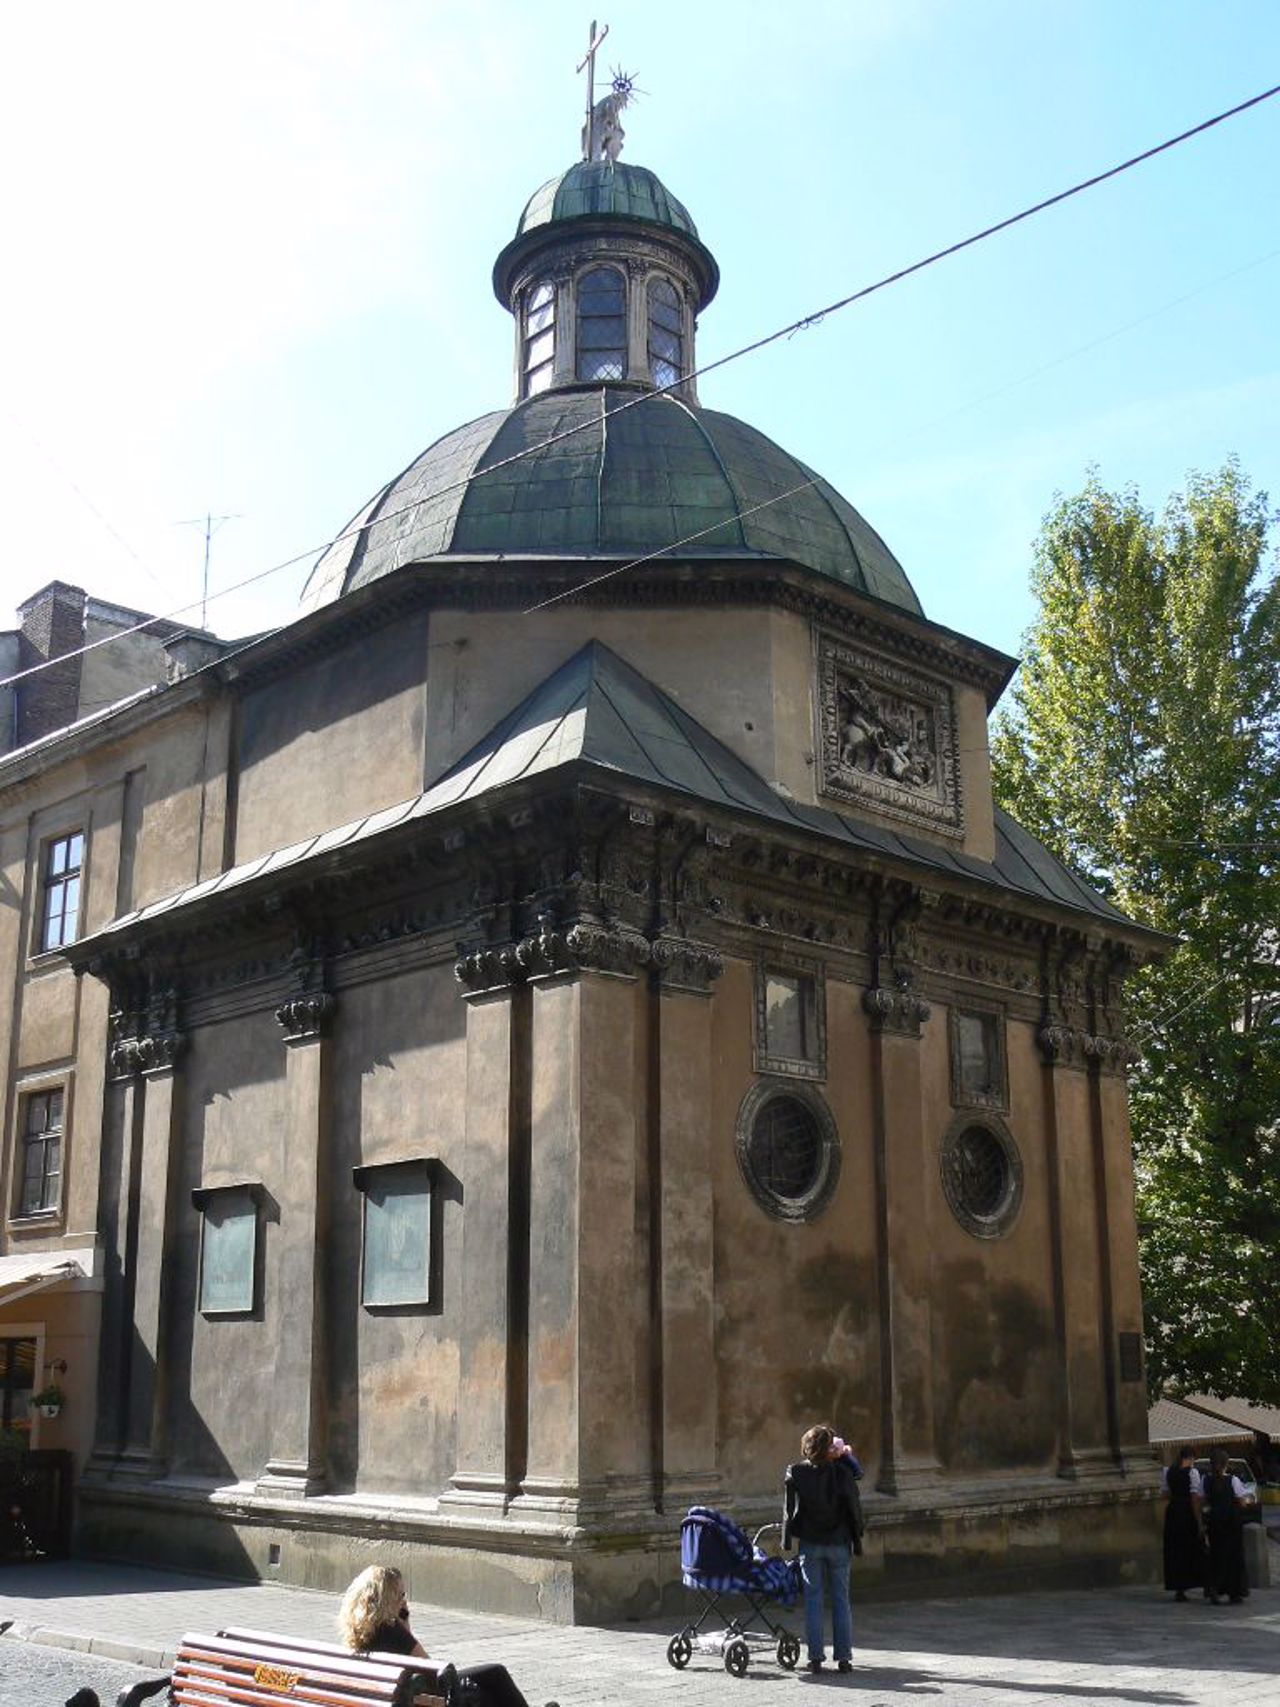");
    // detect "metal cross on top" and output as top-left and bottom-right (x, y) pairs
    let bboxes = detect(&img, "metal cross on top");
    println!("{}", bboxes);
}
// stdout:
(577, 18), (610, 139)
(577, 20), (634, 163)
